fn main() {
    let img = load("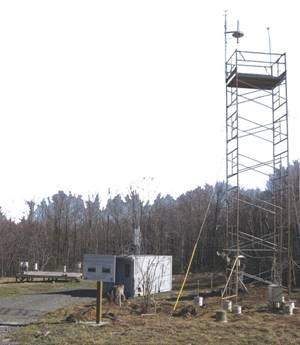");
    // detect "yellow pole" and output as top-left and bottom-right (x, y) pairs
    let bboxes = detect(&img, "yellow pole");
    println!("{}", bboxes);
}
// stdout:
(173, 242), (198, 311)
(173, 186), (216, 311)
